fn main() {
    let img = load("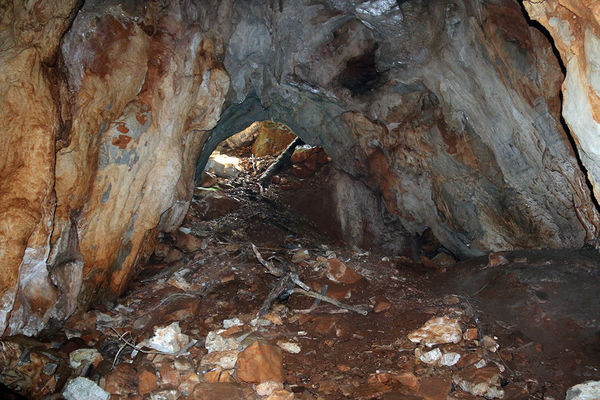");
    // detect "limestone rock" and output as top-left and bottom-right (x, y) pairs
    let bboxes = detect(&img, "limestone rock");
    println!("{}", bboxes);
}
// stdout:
(408, 316), (462, 347)
(524, 0), (600, 205)
(205, 154), (242, 179)
(235, 340), (283, 383)
(69, 348), (103, 370)
(200, 350), (239, 370)
(276, 340), (301, 354)
(256, 380), (284, 396)
(145, 322), (192, 354)
(453, 365), (504, 399)
(63, 377), (110, 400)
(566, 381), (600, 400)
(326, 258), (363, 284)
(252, 121), (296, 157)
